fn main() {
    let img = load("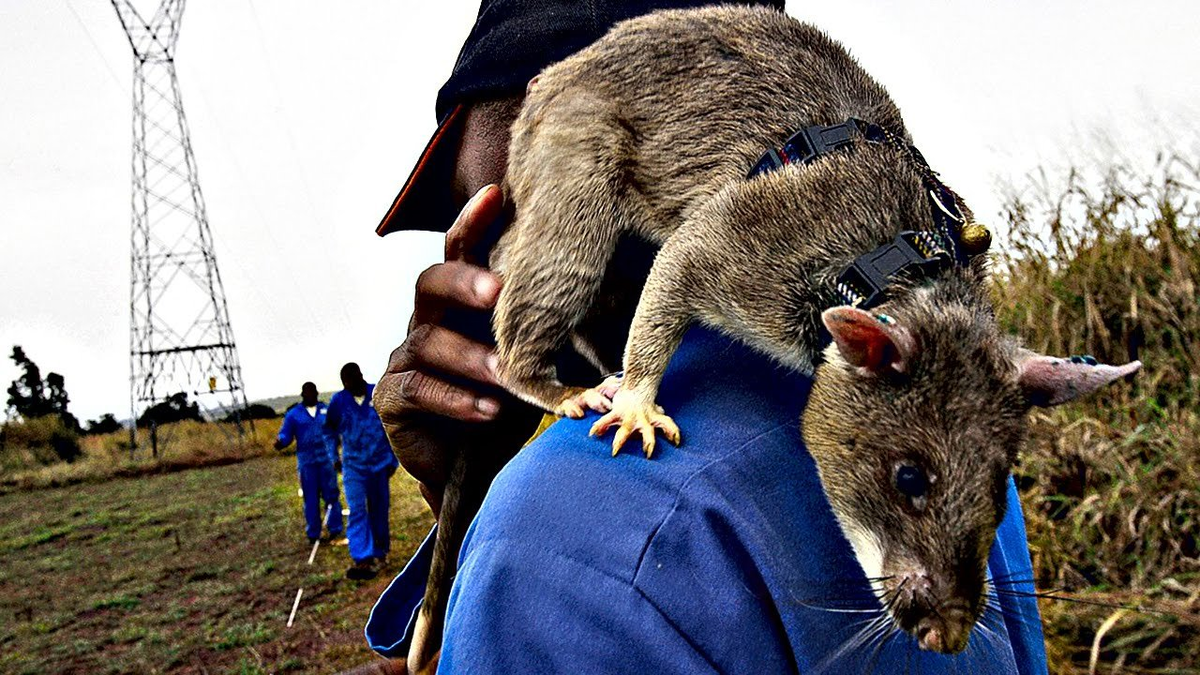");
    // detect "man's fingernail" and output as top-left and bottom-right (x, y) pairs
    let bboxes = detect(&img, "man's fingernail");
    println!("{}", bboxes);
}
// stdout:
(485, 354), (499, 378)
(476, 397), (500, 417)
(473, 274), (500, 302)
(466, 184), (493, 211)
